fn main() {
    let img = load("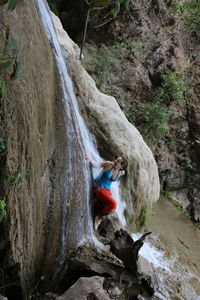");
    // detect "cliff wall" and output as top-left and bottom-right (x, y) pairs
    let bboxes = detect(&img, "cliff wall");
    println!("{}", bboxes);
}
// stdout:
(0, 0), (67, 296)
